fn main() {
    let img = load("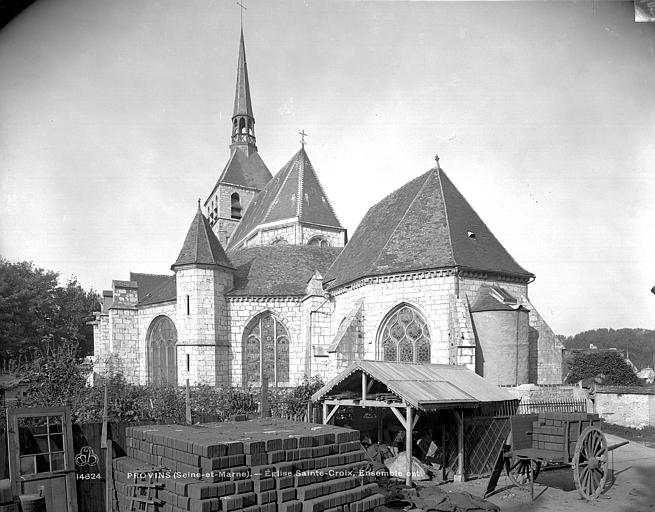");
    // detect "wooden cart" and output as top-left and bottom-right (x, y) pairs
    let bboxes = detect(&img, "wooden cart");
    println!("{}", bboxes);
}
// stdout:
(504, 412), (628, 500)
